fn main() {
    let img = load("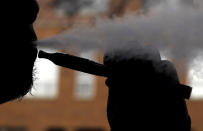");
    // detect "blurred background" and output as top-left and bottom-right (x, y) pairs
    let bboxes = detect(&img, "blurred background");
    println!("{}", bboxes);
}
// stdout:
(0, 0), (203, 131)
